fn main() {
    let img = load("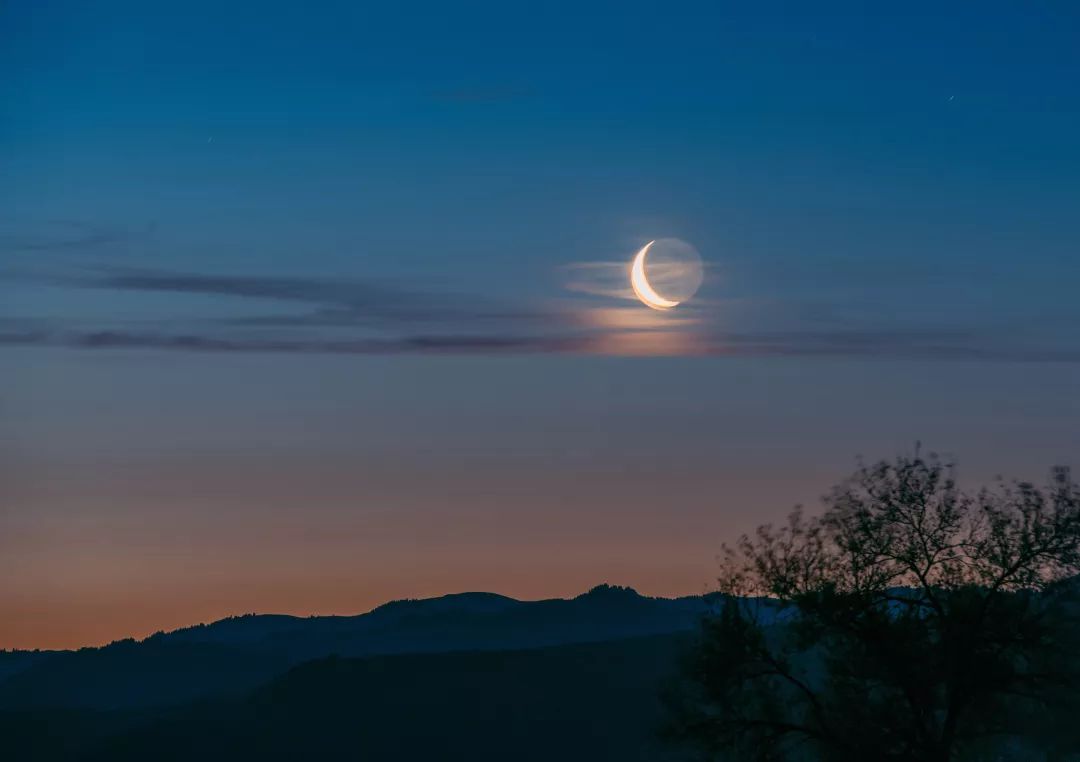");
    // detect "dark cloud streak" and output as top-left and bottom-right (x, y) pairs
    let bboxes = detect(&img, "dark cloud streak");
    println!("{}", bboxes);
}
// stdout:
(4, 326), (1078, 363)
(0, 221), (152, 254)
(6, 265), (1075, 362)
(22, 266), (552, 329)
(112, 267), (540, 323)
(3, 328), (588, 355)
